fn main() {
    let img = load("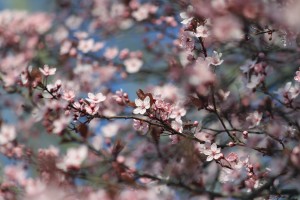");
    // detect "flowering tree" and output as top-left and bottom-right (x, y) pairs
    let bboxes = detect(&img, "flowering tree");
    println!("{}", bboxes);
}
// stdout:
(0, 0), (300, 199)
